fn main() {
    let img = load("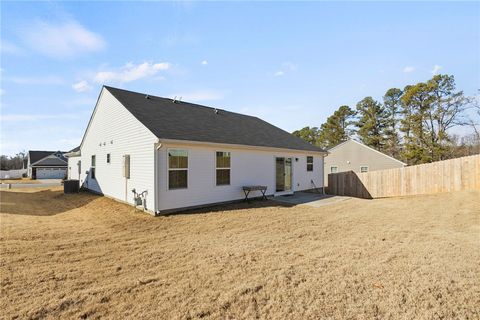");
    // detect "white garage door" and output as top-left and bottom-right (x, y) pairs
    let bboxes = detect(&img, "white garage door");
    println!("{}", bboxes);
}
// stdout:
(36, 168), (67, 179)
